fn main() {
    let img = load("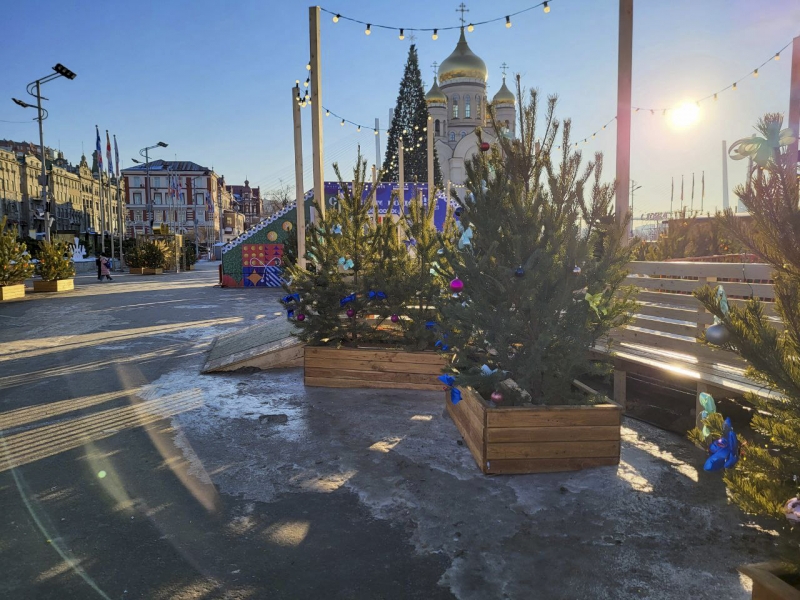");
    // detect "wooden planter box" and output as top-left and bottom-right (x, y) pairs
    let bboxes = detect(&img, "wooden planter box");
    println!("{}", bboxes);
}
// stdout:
(33, 279), (74, 293)
(739, 563), (800, 600)
(446, 386), (622, 475)
(142, 268), (164, 275)
(0, 284), (25, 300)
(304, 346), (446, 391)
(129, 267), (145, 274)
